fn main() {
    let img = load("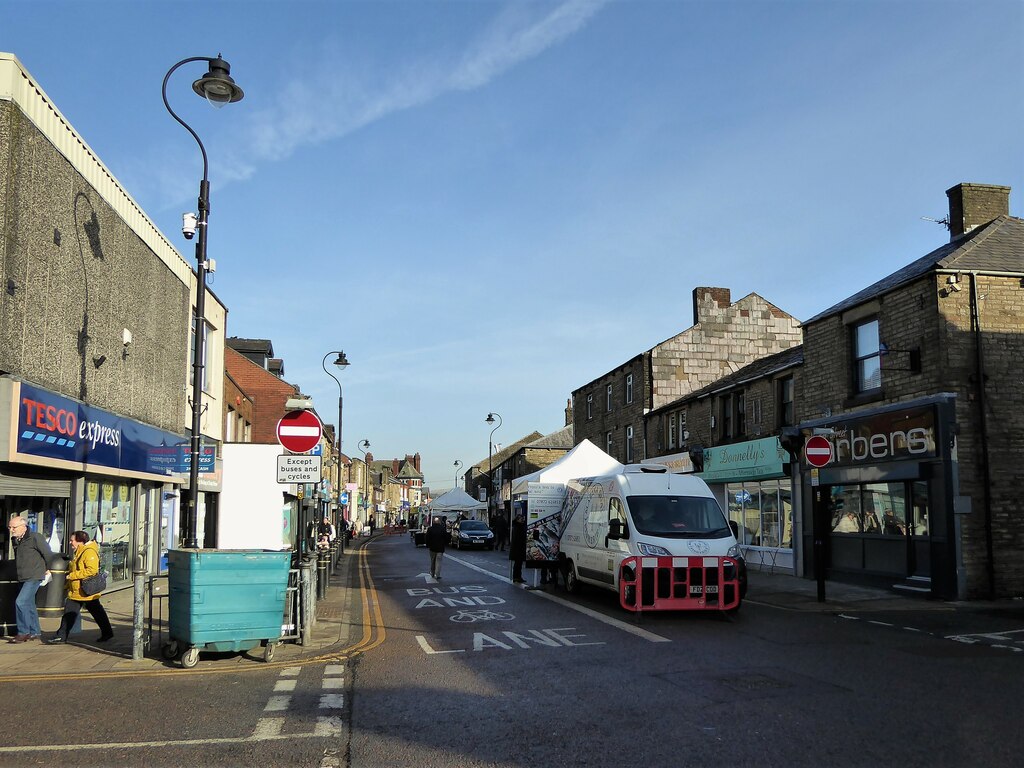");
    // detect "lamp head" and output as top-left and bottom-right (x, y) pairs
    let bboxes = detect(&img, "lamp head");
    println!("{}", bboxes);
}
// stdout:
(486, 413), (495, 424)
(192, 55), (244, 108)
(332, 351), (350, 368)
